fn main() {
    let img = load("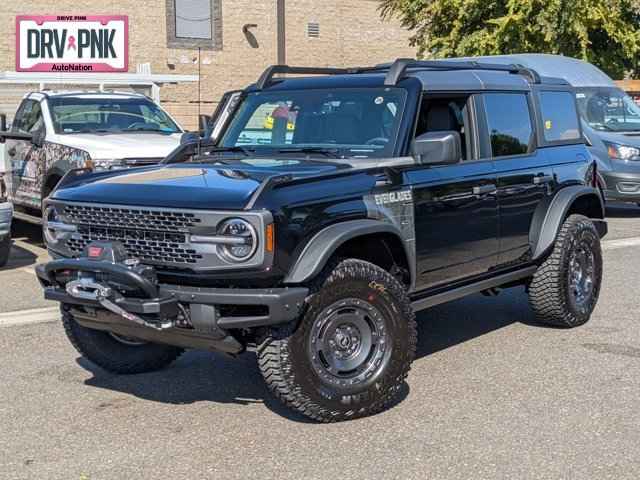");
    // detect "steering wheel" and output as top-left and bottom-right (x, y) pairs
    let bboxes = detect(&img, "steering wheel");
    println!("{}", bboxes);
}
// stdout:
(605, 118), (620, 126)
(365, 137), (389, 146)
